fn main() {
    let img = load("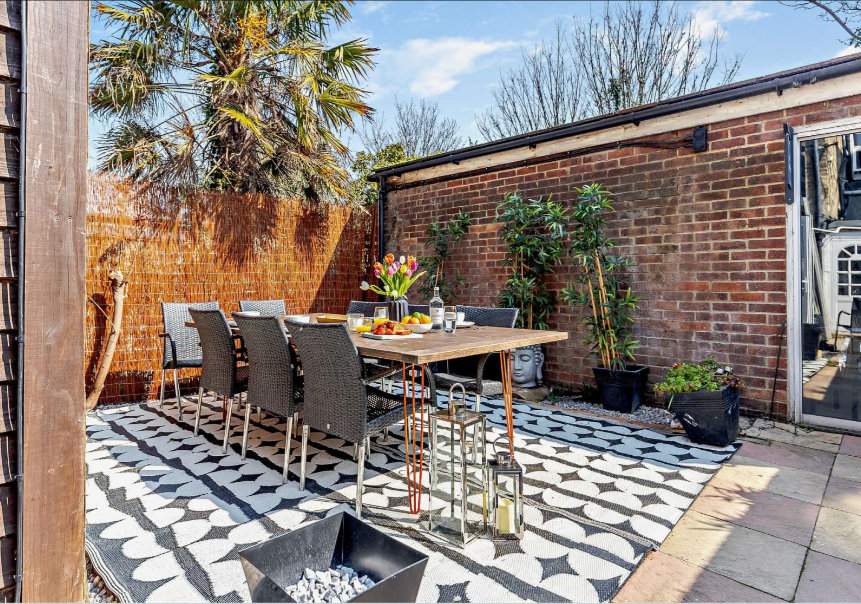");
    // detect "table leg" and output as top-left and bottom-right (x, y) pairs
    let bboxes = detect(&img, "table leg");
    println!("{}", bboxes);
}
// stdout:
(401, 362), (425, 514)
(499, 349), (516, 457)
